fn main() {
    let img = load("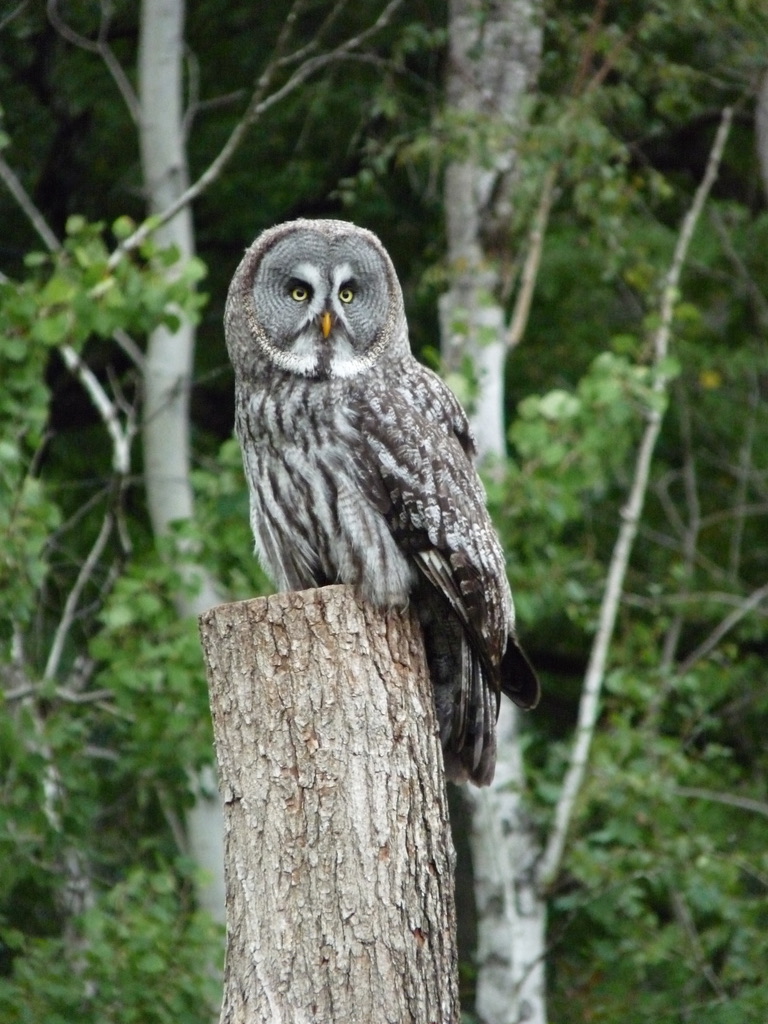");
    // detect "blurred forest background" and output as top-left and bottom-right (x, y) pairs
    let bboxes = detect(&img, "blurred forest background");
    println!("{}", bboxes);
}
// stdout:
(1, 1), (767, 1022)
